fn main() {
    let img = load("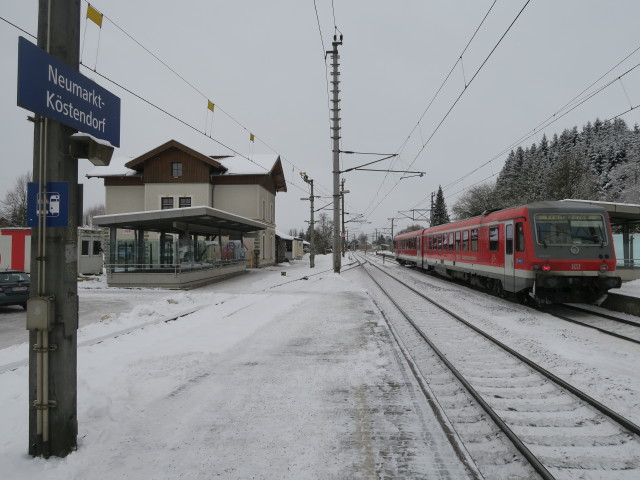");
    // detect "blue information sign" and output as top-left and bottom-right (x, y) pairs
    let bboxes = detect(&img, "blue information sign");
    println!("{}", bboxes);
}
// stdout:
(27, 182), (70, 227)
(17, 36), (121, 147)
